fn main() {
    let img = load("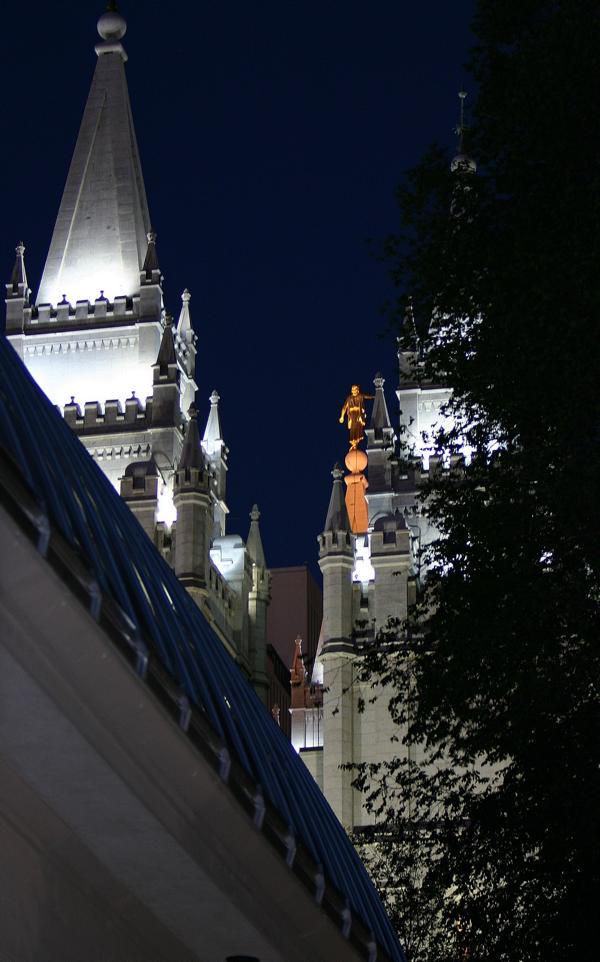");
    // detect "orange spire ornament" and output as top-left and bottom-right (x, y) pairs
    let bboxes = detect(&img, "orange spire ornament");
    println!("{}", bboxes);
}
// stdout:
(338, 384), (373, 534)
